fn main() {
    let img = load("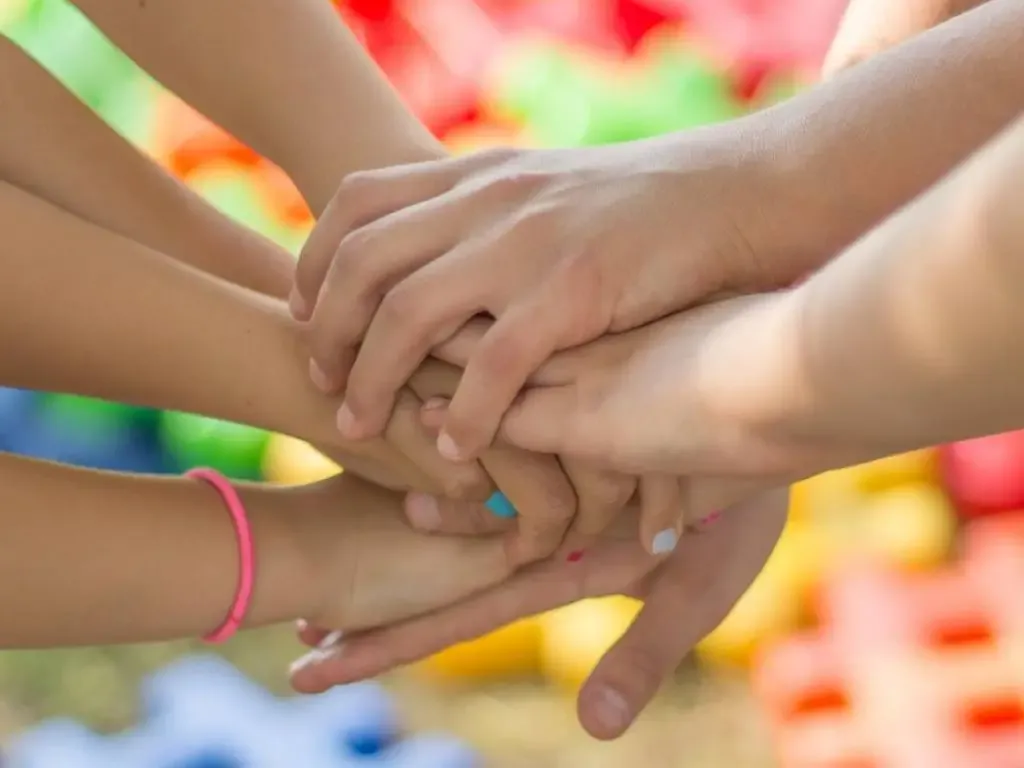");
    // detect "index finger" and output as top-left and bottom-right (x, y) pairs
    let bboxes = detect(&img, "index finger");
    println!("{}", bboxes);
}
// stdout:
(291, 158), (459, 320)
